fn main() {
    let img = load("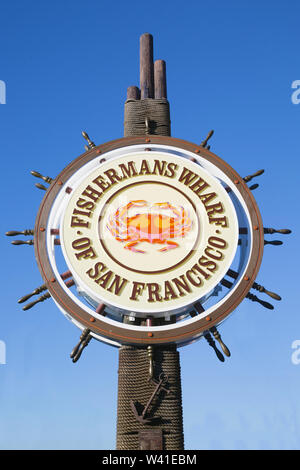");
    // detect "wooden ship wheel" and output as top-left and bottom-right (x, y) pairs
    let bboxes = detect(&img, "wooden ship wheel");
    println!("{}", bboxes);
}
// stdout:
(6, 33), (291, 451)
